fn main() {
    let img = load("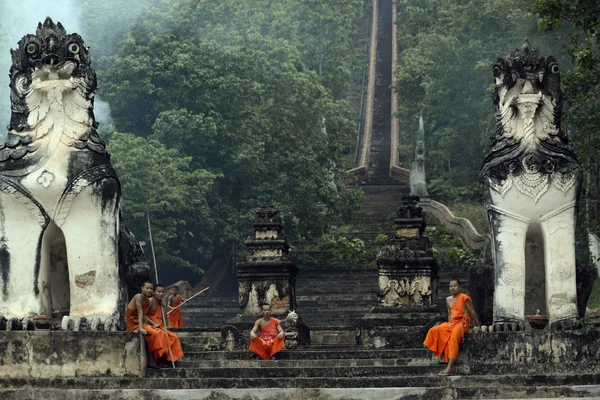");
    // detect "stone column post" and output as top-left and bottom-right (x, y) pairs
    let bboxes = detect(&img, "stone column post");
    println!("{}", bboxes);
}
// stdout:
(355, 195), (440, 348)
(225, 205), (309, 348)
